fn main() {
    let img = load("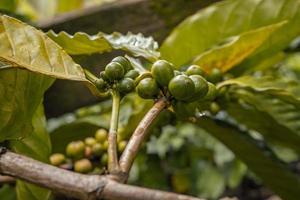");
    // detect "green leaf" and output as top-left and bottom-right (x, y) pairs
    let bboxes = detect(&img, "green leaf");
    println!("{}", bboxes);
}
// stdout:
(0, 185), (16, 200)
(219, 75), (300, 107)
(234, 90), (300, 137)
(0, 68), (54, 141)
(48, 31), (160, 62)
(10, 104), (51, 200)
(57, 0), (83, 13)
(196, 116), (300, 200)
(193, 22), (285, 73)
(0, 0), (17, 12)
(227, 160), (247, 189)
(195, 162), (225, 199)
(225, 100), (300, 154)
(161, 0), (300, 68)
(0, 15), (87, 81)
